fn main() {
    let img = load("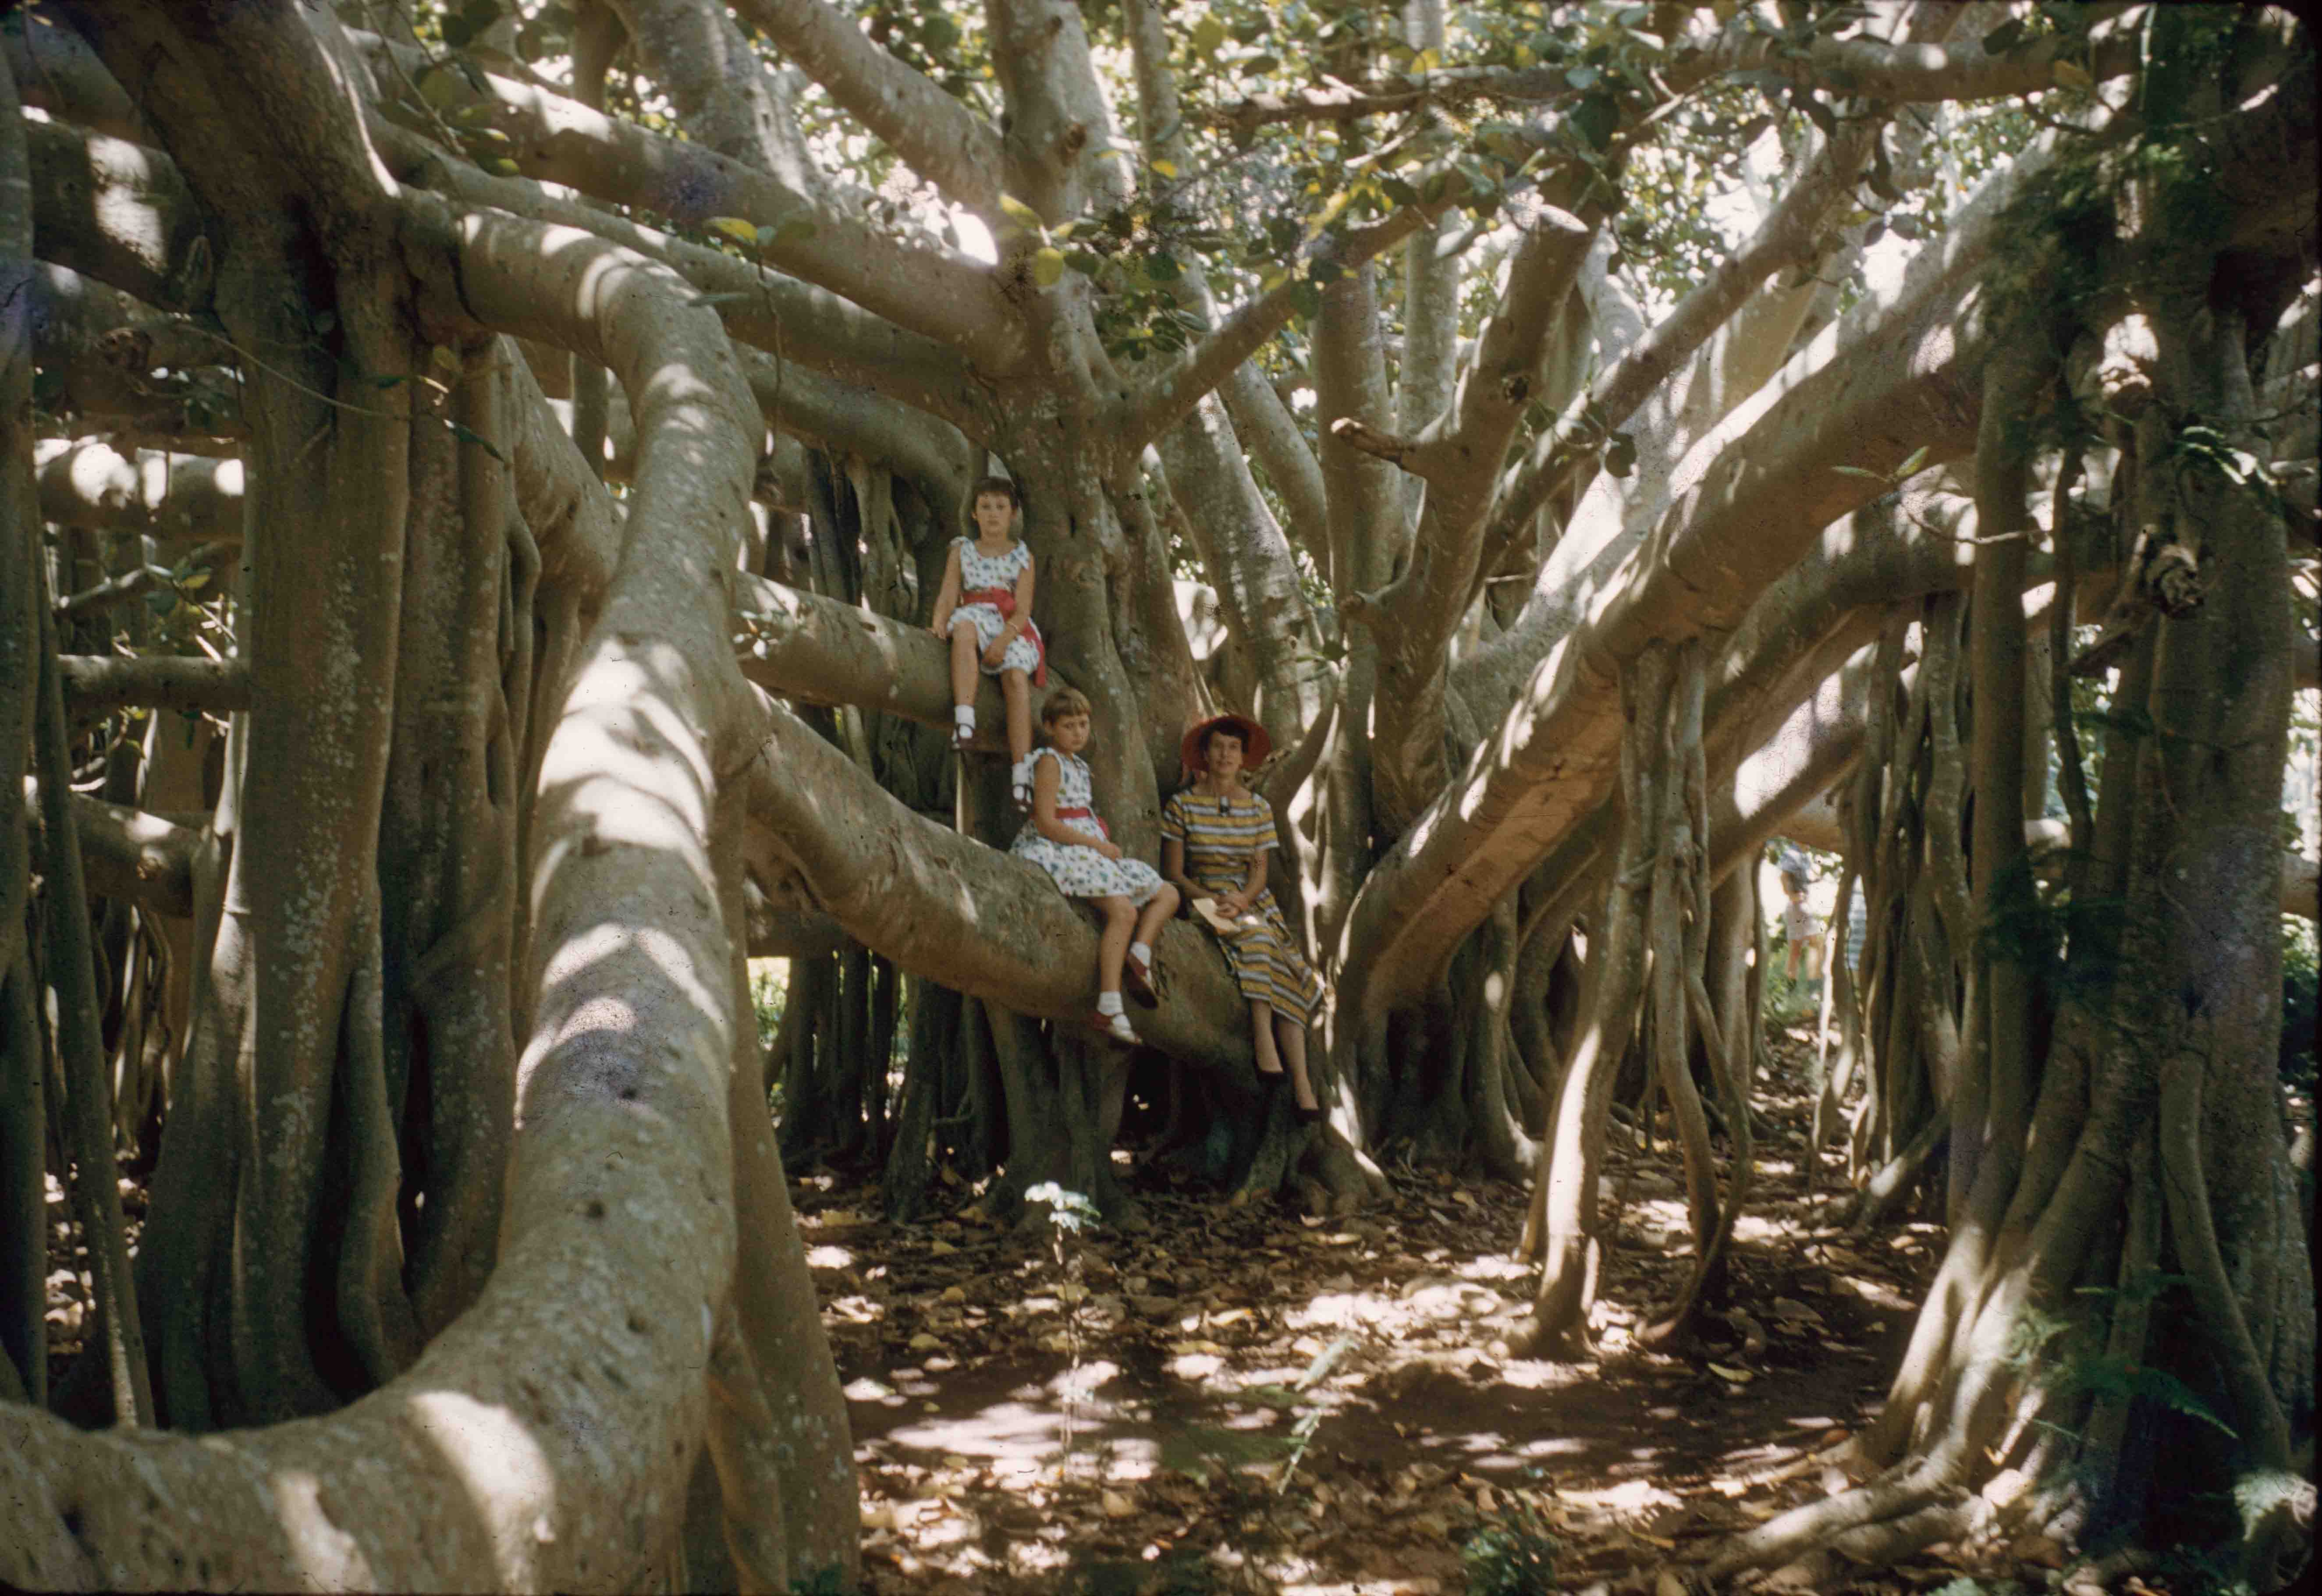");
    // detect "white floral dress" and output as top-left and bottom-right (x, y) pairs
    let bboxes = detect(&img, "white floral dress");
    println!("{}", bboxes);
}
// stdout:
(1011, 749), (1166, 904)
(948, 537), (1041, 677)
